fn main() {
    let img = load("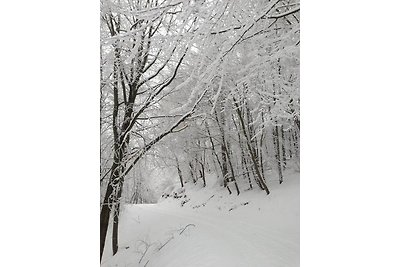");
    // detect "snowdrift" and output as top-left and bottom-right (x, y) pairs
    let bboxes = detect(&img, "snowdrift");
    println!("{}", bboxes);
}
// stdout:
(101, 170), (299, 267)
